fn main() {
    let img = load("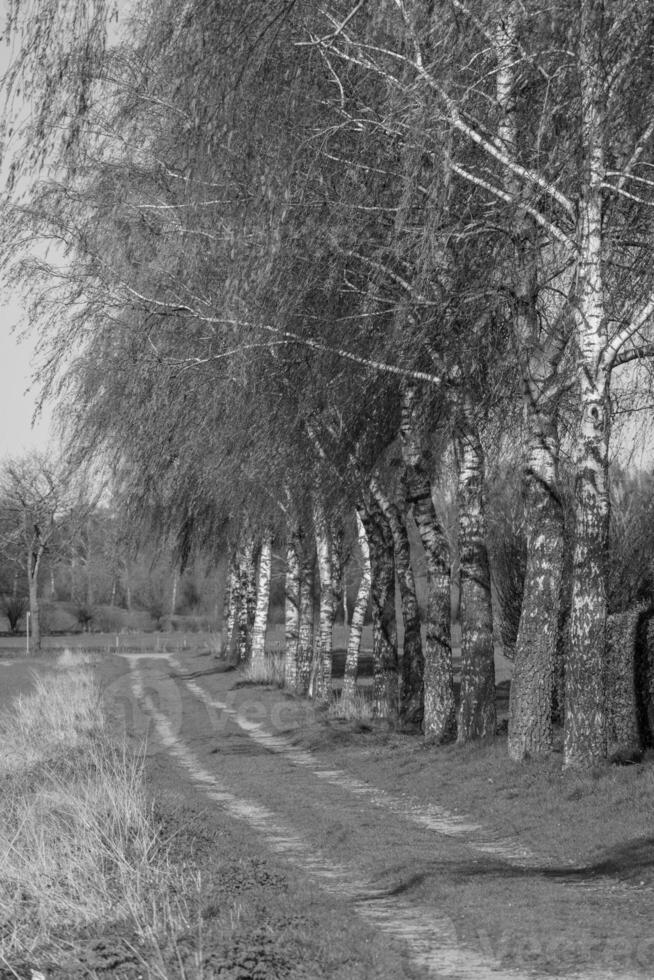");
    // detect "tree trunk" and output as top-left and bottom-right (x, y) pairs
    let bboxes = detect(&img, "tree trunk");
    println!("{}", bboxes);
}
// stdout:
(494, 4), (568, 757)
(284, 521), (302, 691)
(236, 529), (257, 664)
(28, 577), (40, 653)
(342, 509), (371, 706)
(565, 0), (609, 767)
(296, 548), (315, 695)
(606, 609), (643, 754)
(361, 495), (398, 721)
(508, 428), (565, 759)
(313, 493), (336, 705)
(170, 569), (178, 618)
(400, 380), (456, 741)
(27, 538), (43, 654)
(250, 530), (273, 670)
(455, 418), (496, 741)
(371, 475), (424, 730)
(222, 545), (239, 660)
